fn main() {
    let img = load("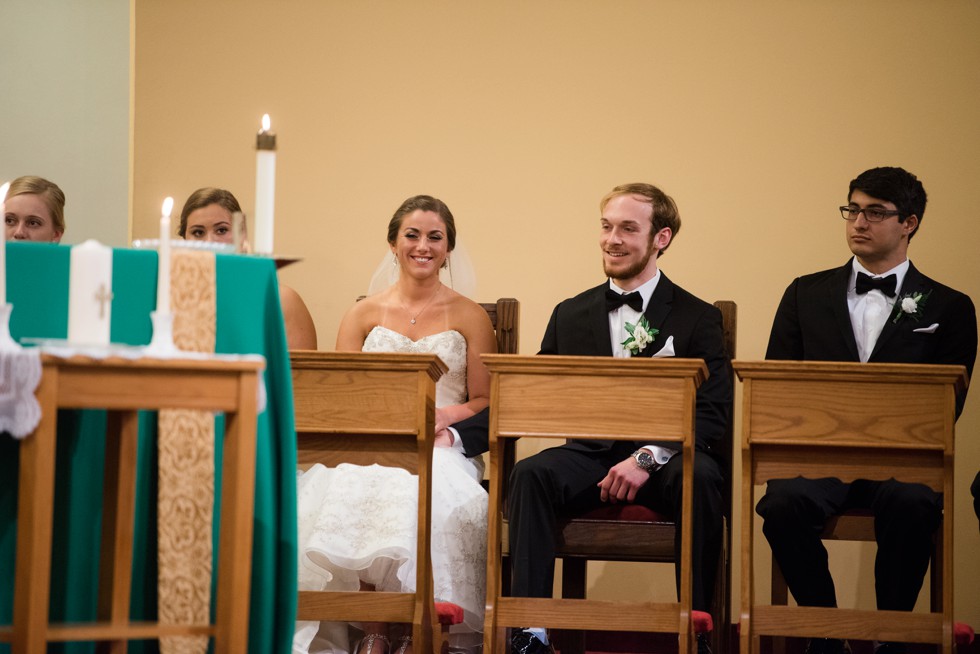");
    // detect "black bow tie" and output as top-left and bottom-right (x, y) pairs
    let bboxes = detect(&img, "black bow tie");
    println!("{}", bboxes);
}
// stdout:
(856, 272), (897, 297)
(605, 288), (644, 312)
